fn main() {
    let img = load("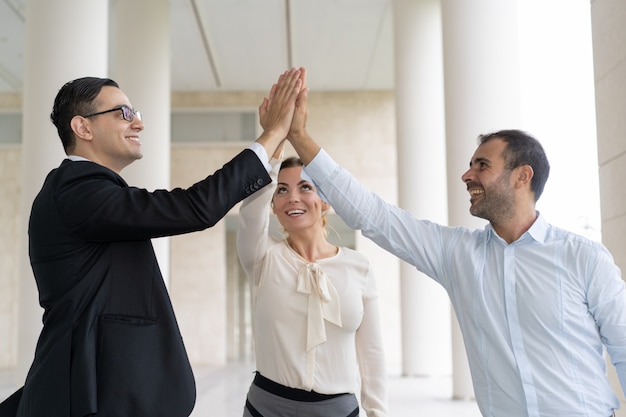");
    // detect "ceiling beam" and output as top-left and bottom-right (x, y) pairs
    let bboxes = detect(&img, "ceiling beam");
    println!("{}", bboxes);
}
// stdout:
(3, 0), (25, 22)
(285, 0), (293, 68)
(190, 0), (221, 87)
